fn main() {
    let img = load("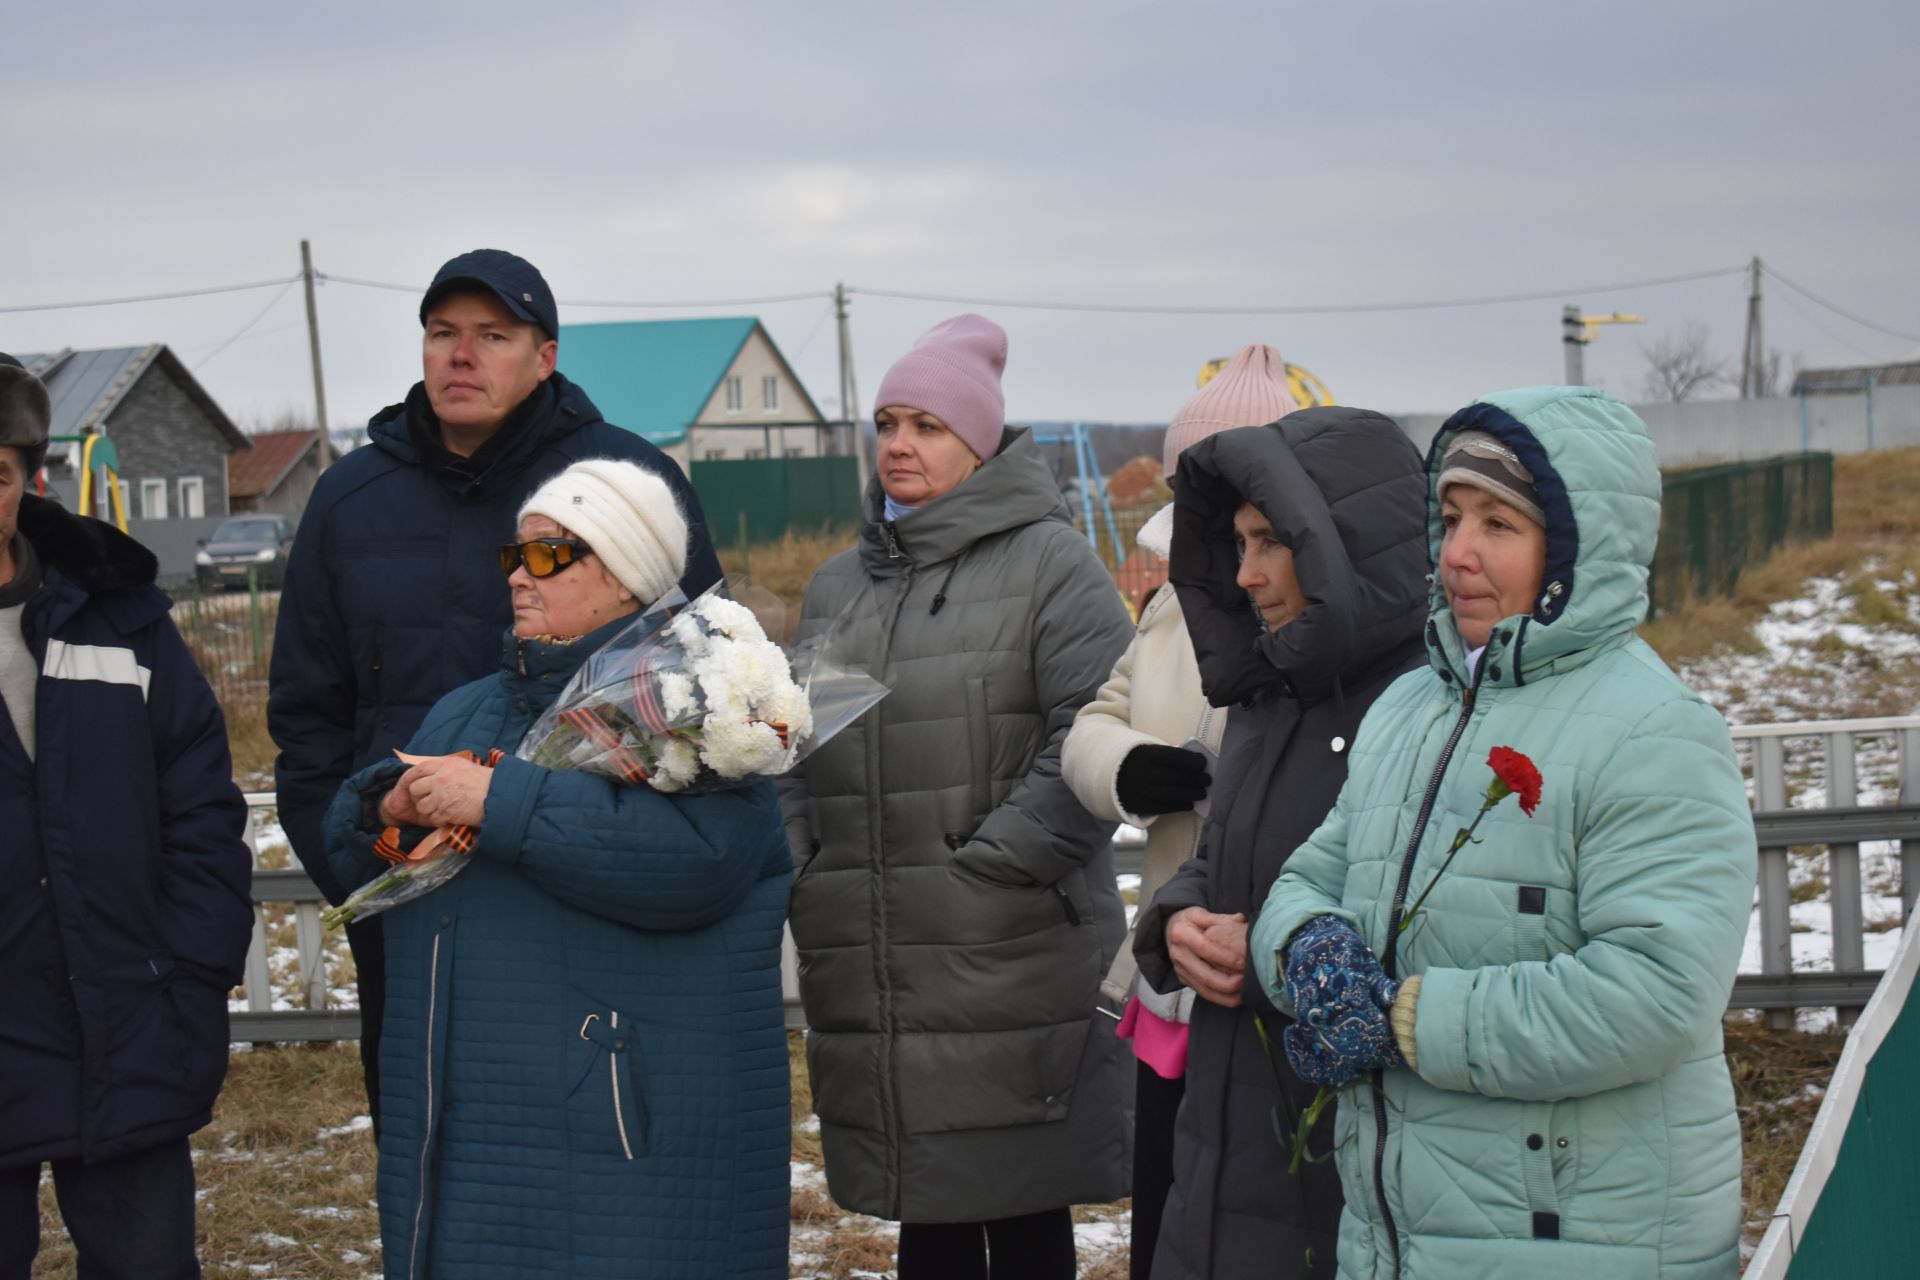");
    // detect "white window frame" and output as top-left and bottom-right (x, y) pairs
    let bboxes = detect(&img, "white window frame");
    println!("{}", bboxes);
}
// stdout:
(762, 375), (780, 413)
(703, 448), (727, 462)
(744, 447), (767, 460)
(115, 479), (131, 521)
(177, 476), (205, 519)
(724, 375), (744, 413)
(140, 478), (169, 520)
